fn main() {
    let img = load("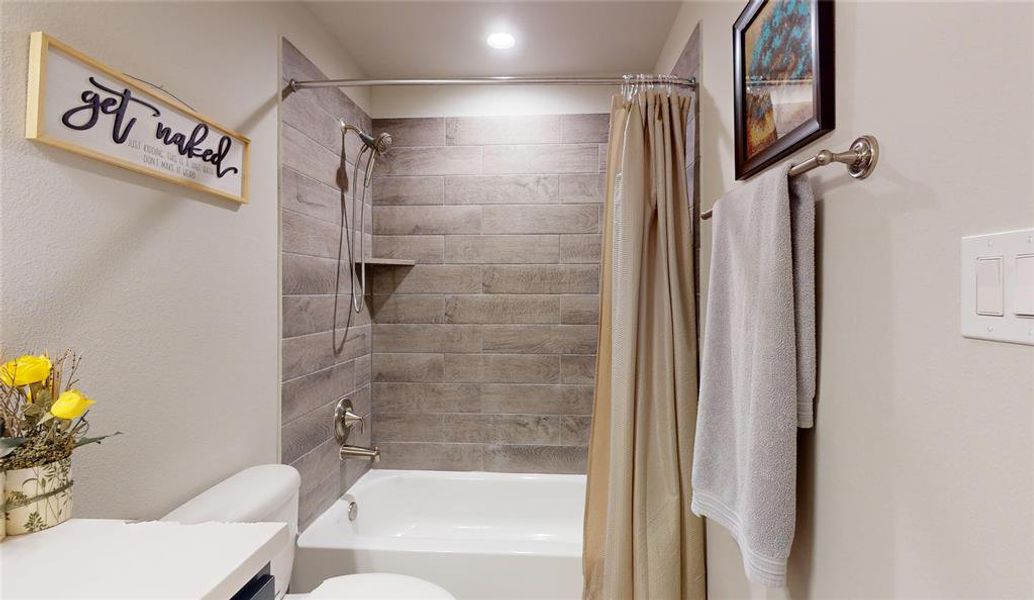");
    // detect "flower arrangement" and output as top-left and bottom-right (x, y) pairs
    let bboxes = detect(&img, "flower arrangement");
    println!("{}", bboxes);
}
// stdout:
(0, 350), (119, 535)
